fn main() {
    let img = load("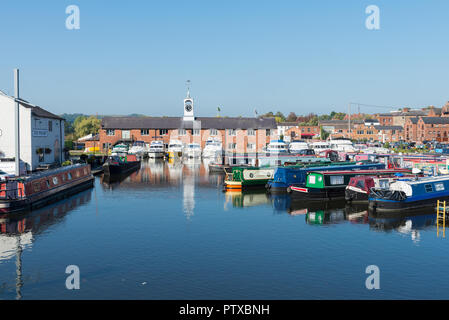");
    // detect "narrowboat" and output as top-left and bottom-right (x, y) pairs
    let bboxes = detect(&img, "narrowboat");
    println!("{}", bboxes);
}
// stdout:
(0, 164), (94, 213)
(266, 162), (385, 193)
(345, 173), (422, 203)
(224, 166), (275, 190)
(103, 154), (141, 176)
(288, 168), (412, 200)
(369, 175), (449, 212)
